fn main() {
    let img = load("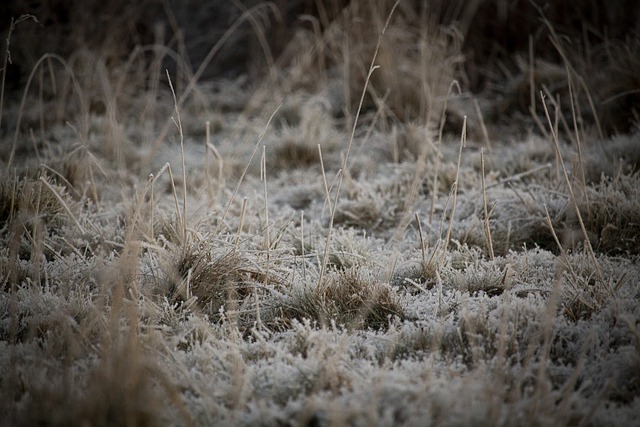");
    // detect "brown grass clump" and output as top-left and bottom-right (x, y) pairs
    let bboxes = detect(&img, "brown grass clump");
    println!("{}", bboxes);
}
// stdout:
(445, 252), (510, 297)
(273, 267), (403, 331)
(0, 173), (78, 279)
(270, 133), (321, 171)
(555, 251), (621, 322)
(162, 239), (255, 321)
(0, 174), (66, 229)
(269, 101), (336, 172)
(332, 193), (386, 232)
(579, 173), (640, 255)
